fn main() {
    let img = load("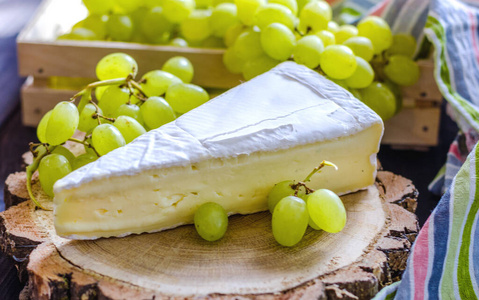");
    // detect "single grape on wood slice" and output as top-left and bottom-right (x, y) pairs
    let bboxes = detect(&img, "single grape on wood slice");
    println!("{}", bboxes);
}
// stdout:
(140, 70), (183, 97)
(260, 23), (295, 61)
(335, 25), (358, 44)
(345, 56), (374, 89)
(384, 55), (420, 87)
(272, 196), (309, 247)
(92, 124), (126, 156)
(386, 33), (417, 58)
(223, 47), (246, 74)
(319, 45), (357, 80)
(194, 202), (228, 242)
(166, 83), (210, 114)
(38, 154), (72, 197)
(181, 9), (212, 43)
(242, 54), (280, 80)
(114, 104), (143, 124)
(141, 7), (174, 44)
(235, 0), (265, 26)
(72, 153), (98, 170)
(162, 0), (195, 23)
(210, 3), (239, 38)
(357, 16), (392, 54)
(293, 35), (324, 69)
(233, 28), (264, 61)
(267, 180), (306, 213)
(37, 110), (52, 143)
(78, 103), (102, 133)
(254, 3), (295, 31)
(45, 101), (79, 146)
(96, 53), (138, 81)
(298, 1), (332, 34)
(343, 36), (374, 62)
(140, 97), (176, 130)
(113, 116), (146, 144)
(82, 0), (114, 15)
(98, 86), (130, 117)
(314, 30), (335, 47)
(162, 56), (194, 83)
(106, 14), (133, 41)
(360, 81), (396, 121)
(307, 189), (346, 233)
(269, 0), (297, 15)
